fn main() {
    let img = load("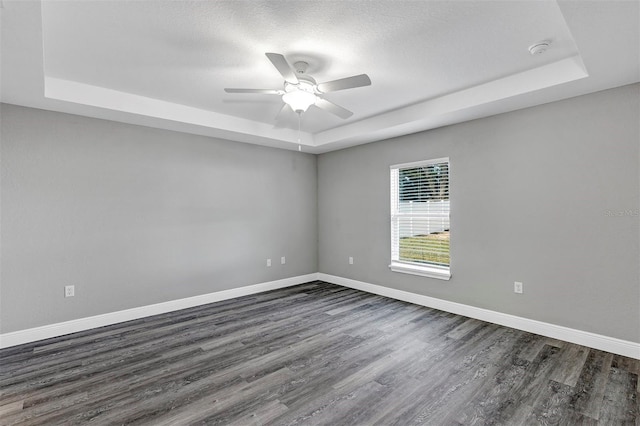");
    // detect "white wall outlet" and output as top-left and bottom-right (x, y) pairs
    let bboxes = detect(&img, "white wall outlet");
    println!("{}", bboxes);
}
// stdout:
(65, 285), (75, 298)
(281, 256), (286, 265)
(514, 281), (523, 294)
(349, 256), (354, 265)
(266, 259), (271, 267)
